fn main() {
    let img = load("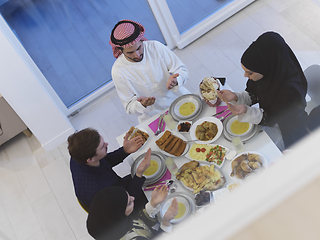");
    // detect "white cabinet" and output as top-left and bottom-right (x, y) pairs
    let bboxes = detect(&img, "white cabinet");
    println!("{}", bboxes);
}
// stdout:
(0, 95), (29, 145)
